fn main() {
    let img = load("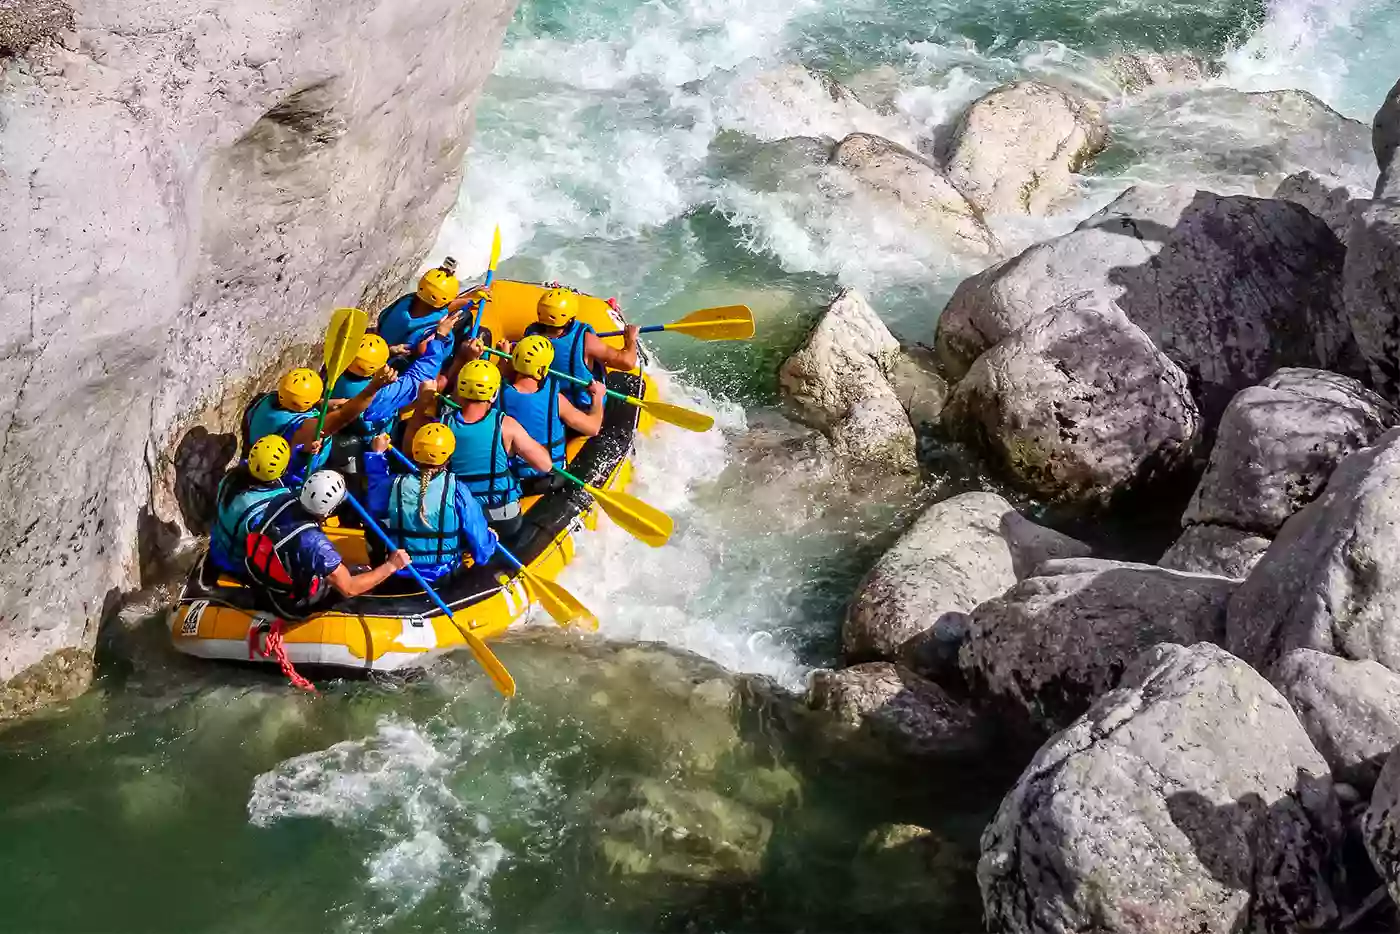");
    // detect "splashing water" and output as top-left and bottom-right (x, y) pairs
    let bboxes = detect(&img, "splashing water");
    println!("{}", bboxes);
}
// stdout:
(4, 0), (1399, 930)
